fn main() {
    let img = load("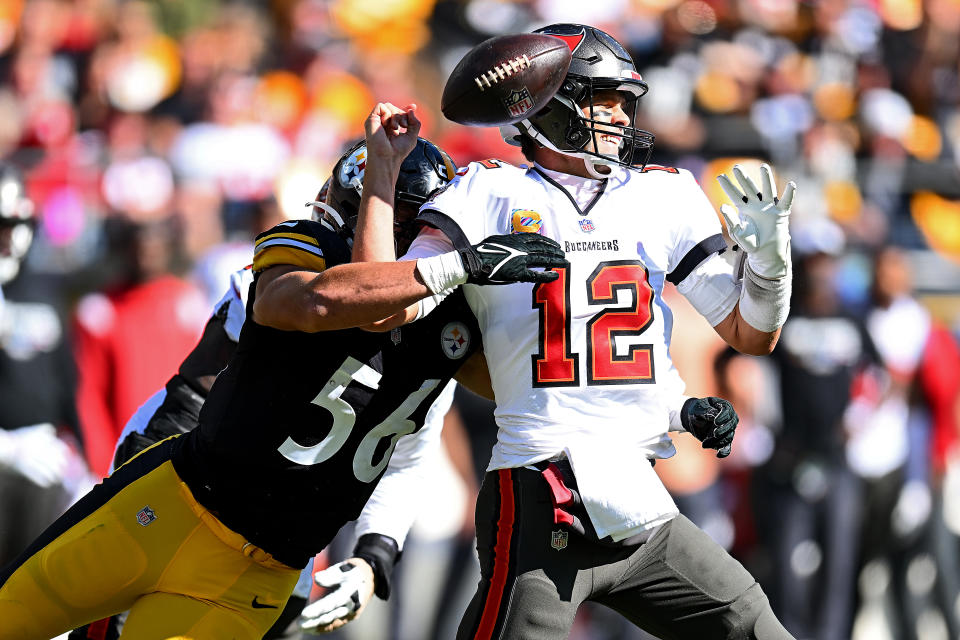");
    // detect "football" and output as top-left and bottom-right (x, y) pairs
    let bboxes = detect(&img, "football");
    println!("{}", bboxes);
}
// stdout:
(441, 33), (573, 127)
